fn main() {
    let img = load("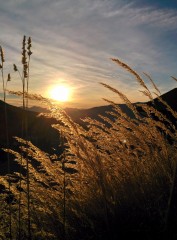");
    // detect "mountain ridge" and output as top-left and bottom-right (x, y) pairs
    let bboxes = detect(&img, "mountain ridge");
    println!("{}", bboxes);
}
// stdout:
(0, 87), (176, 174)
(27, 87), (177, 124)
